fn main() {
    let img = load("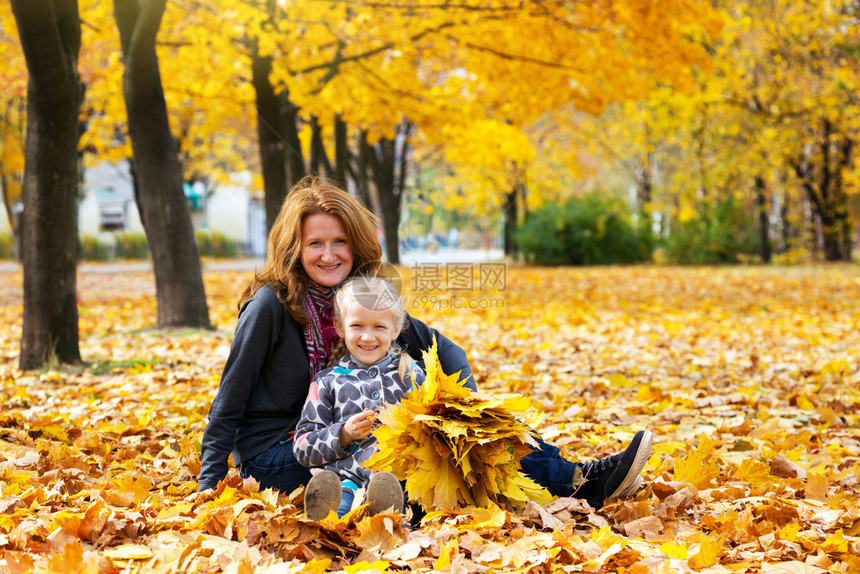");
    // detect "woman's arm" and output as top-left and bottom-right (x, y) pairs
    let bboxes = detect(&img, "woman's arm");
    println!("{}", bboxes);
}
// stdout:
(398, 314), (477, 391)
(198, 292), (281, 491)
